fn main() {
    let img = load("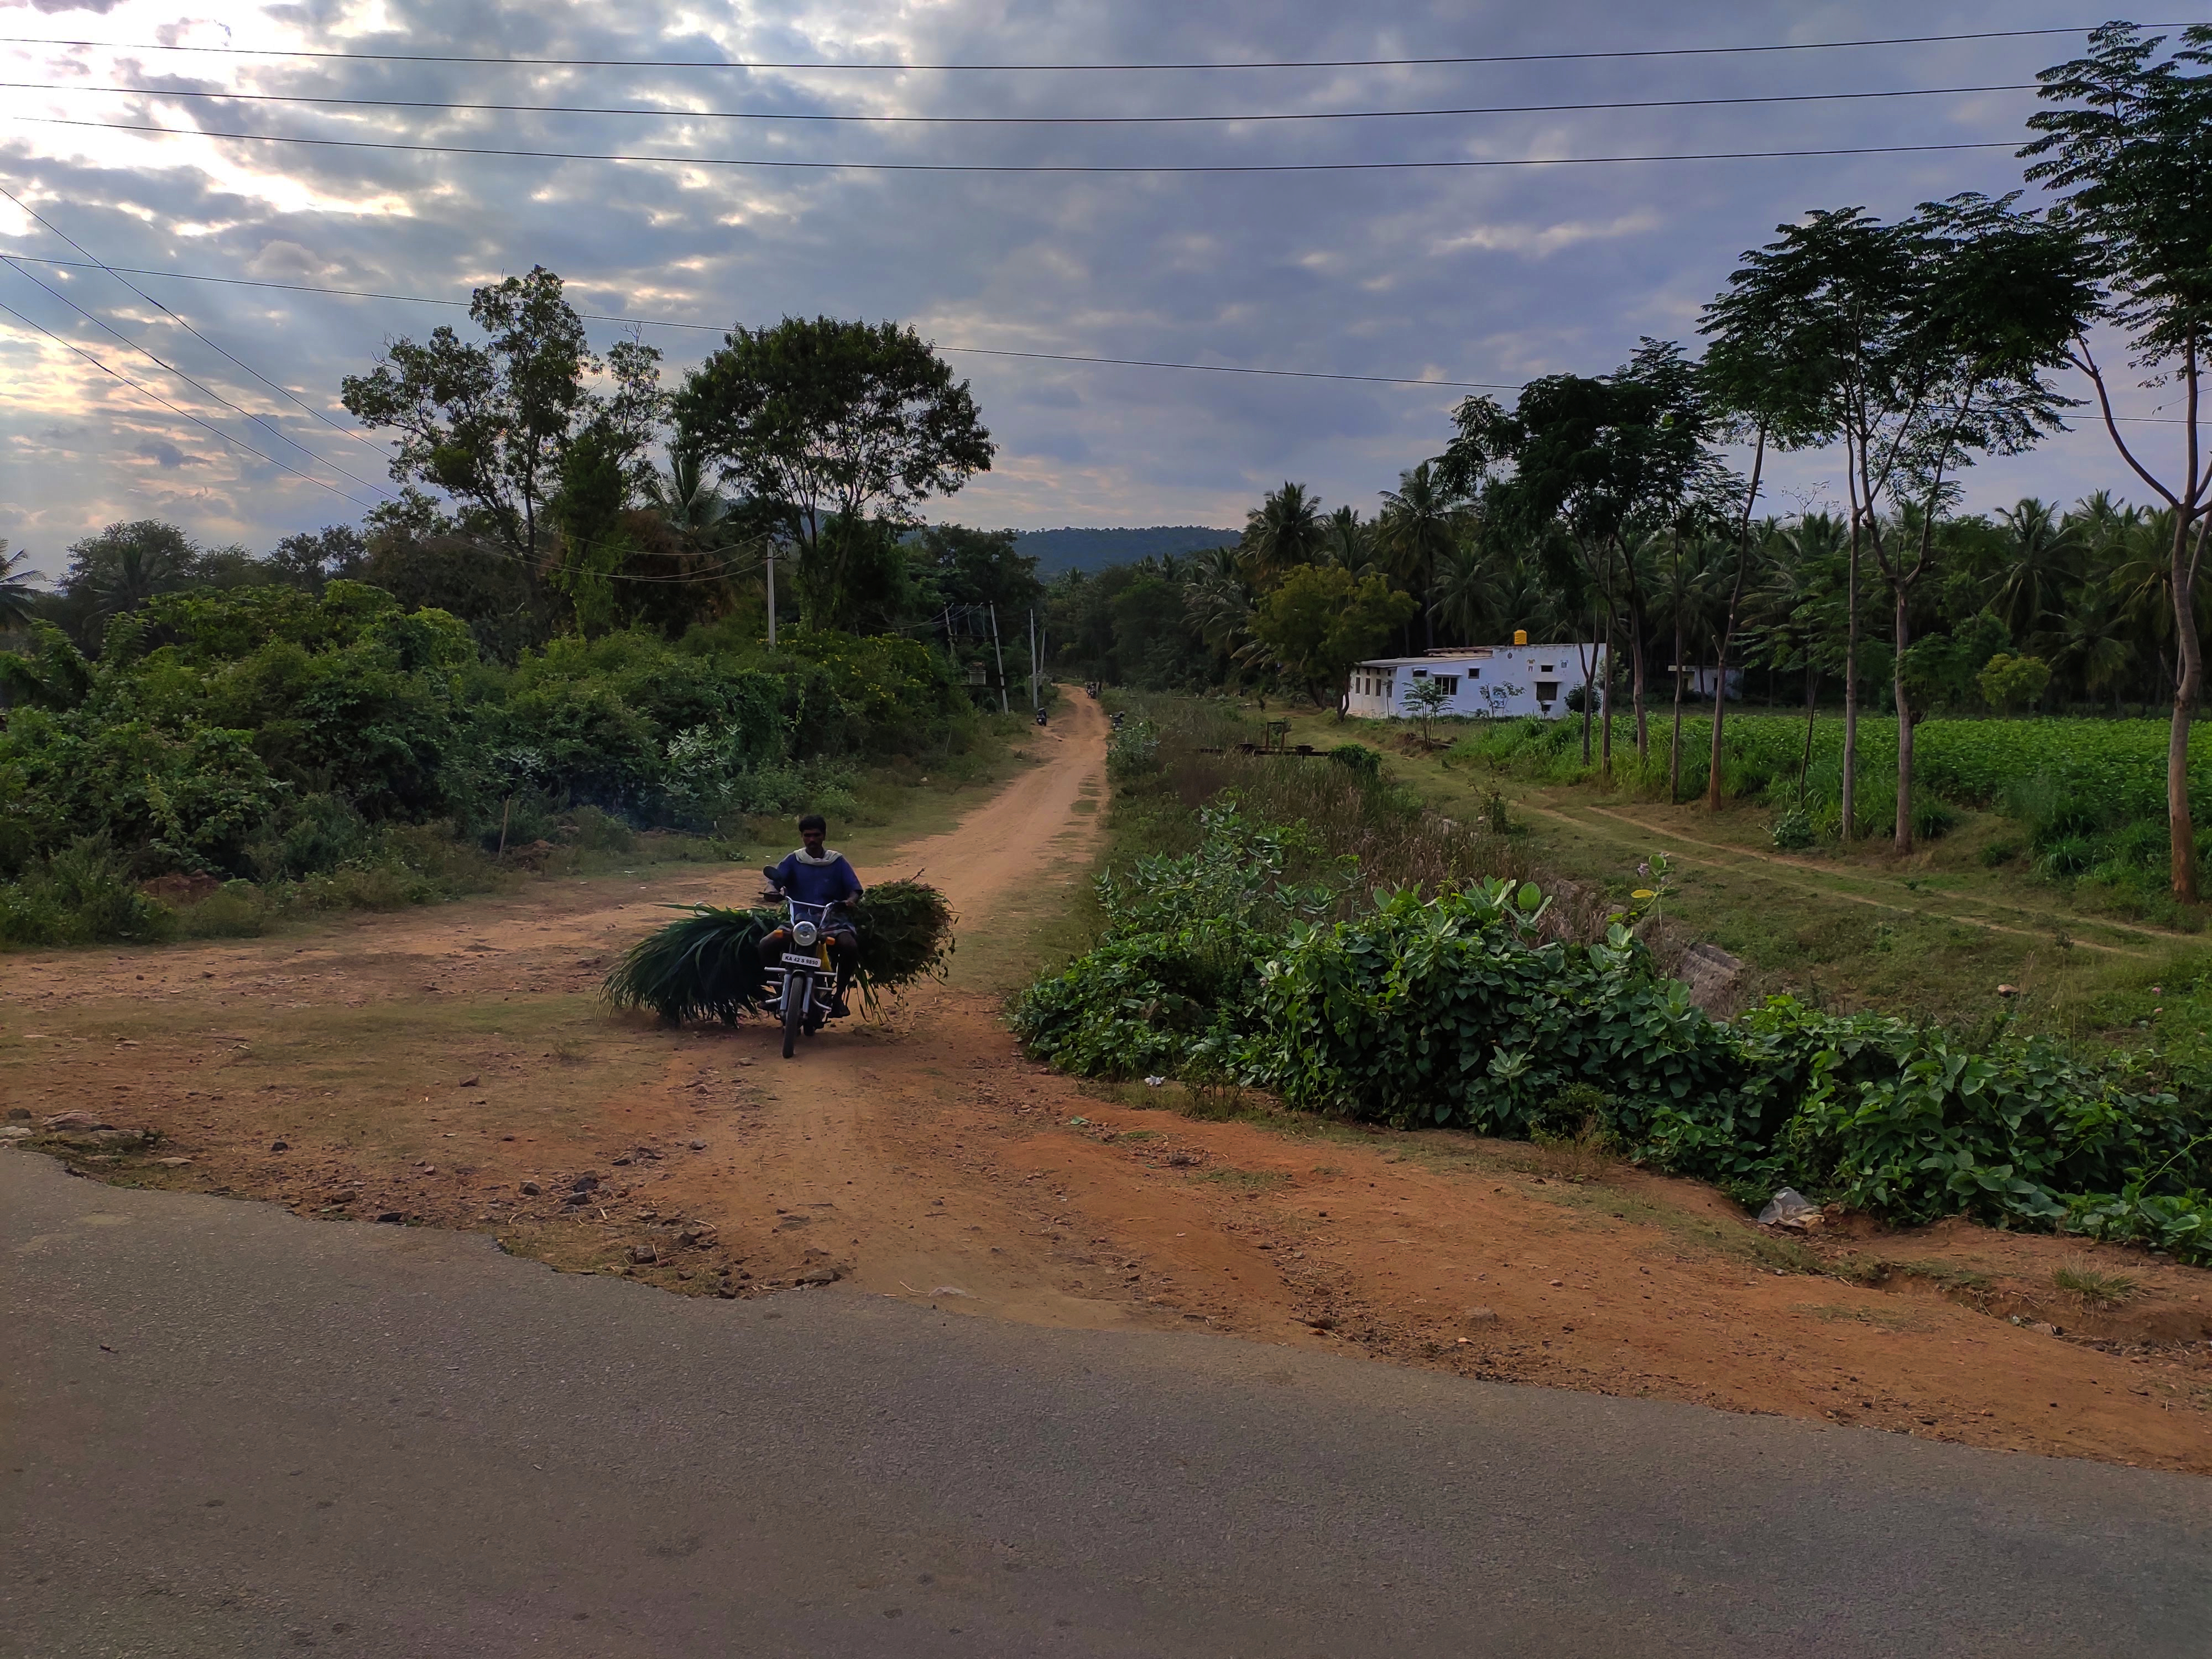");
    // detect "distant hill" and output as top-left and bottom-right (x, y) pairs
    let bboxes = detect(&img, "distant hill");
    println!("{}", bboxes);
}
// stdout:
(1010, 526), (1240, 576)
